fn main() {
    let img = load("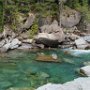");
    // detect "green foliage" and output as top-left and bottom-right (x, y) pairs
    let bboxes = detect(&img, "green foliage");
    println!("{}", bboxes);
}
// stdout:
(29, 22), (38, 38)
(66, 0), (90, 22)
(0, 0), (3, 32)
